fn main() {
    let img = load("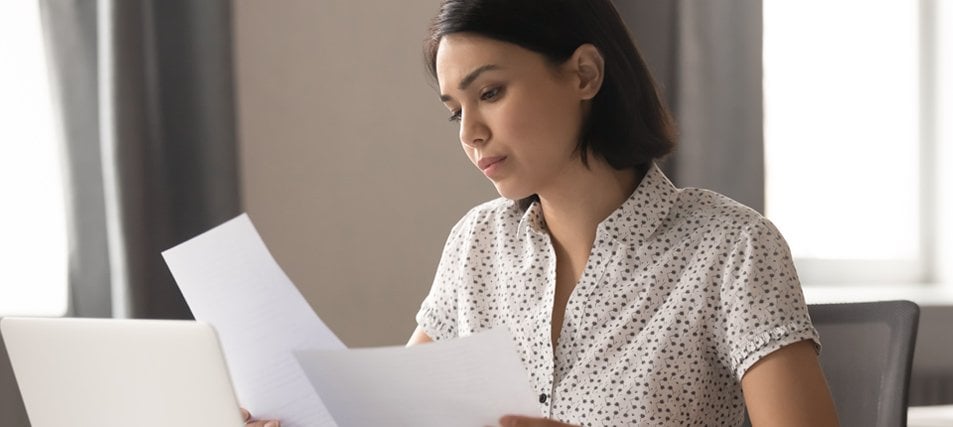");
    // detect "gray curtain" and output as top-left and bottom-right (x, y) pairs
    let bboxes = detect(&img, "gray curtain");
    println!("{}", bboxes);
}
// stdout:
(99, 0), (241, 318)
(0, 0), (240, 425)
(45, 0), (111, 320)
(614, 0), (765, 213)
